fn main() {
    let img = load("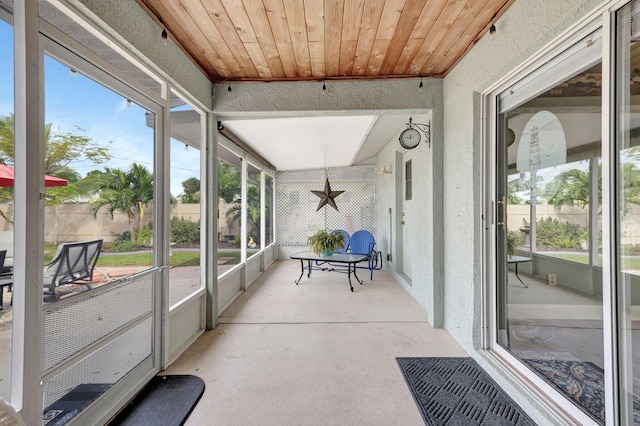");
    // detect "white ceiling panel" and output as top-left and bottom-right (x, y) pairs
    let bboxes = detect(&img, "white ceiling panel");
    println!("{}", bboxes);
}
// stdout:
(221, 116), (377, 171)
